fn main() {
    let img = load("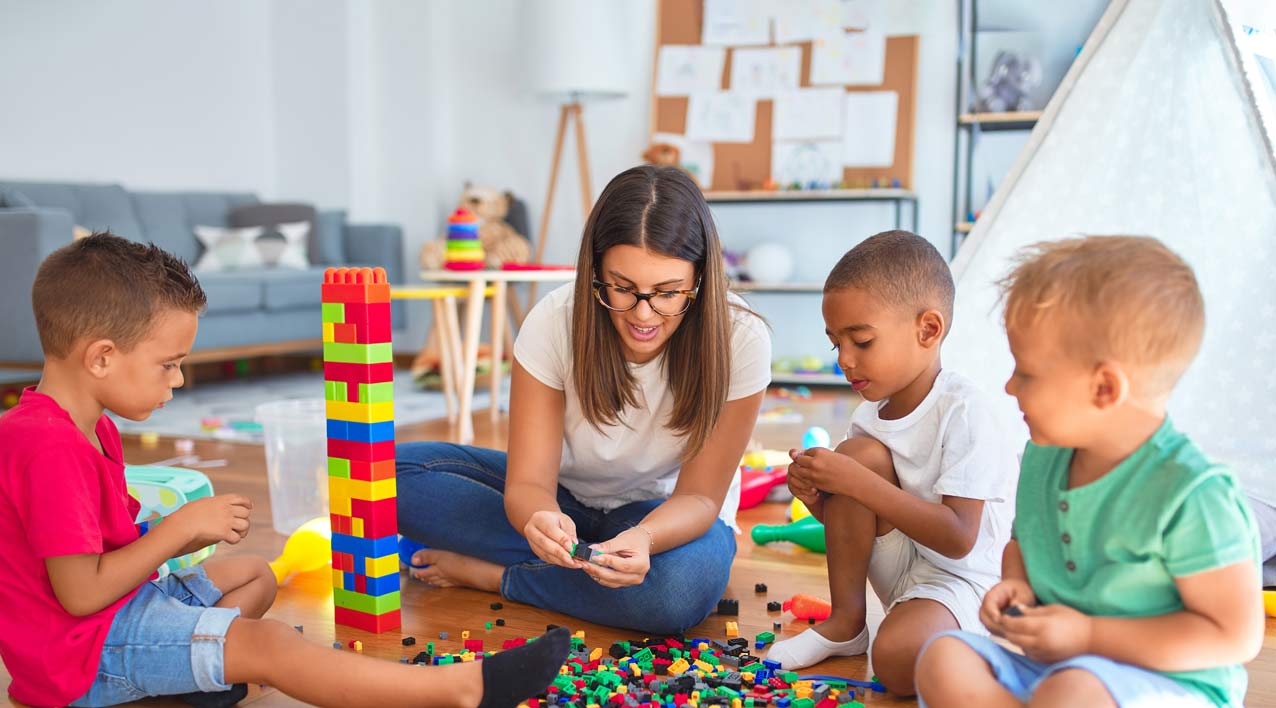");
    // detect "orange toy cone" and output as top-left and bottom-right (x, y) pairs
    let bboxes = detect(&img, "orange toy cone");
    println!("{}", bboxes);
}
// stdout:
(269, 517), (332, 585)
